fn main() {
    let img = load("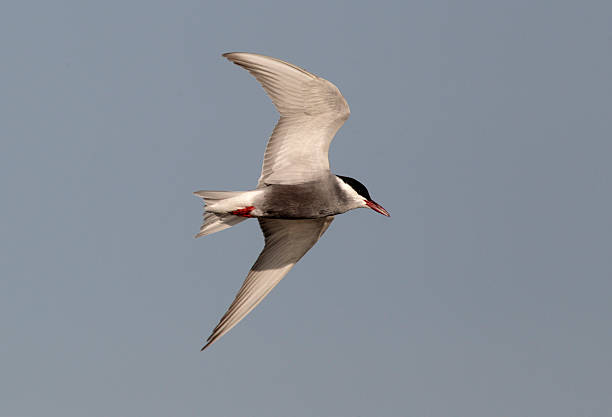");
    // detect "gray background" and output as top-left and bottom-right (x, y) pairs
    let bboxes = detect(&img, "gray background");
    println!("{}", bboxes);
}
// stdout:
(1, 1), (611, 416)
